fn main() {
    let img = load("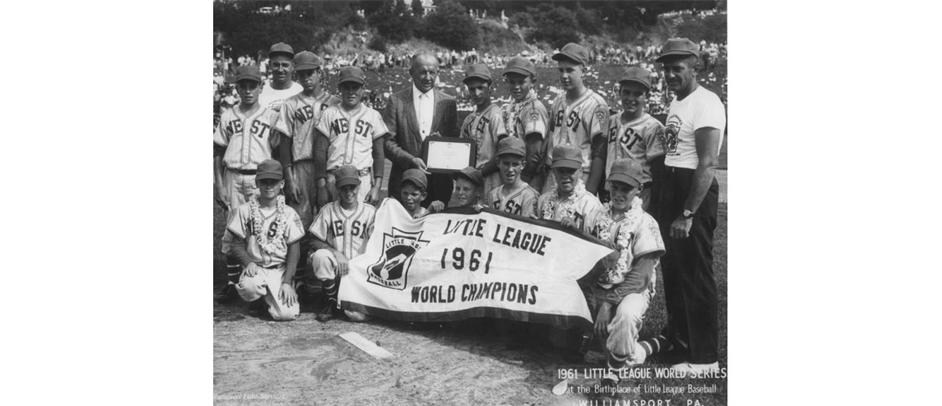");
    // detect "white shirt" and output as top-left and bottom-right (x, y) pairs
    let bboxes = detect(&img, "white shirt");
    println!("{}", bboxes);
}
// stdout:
(412, 84), (434, 140)
(663, 86), (726, 170)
